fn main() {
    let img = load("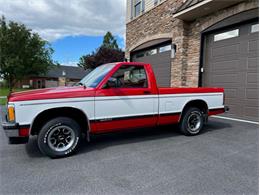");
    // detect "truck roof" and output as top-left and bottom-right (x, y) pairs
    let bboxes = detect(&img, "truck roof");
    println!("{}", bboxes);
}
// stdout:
(114, 62), (148, 66)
